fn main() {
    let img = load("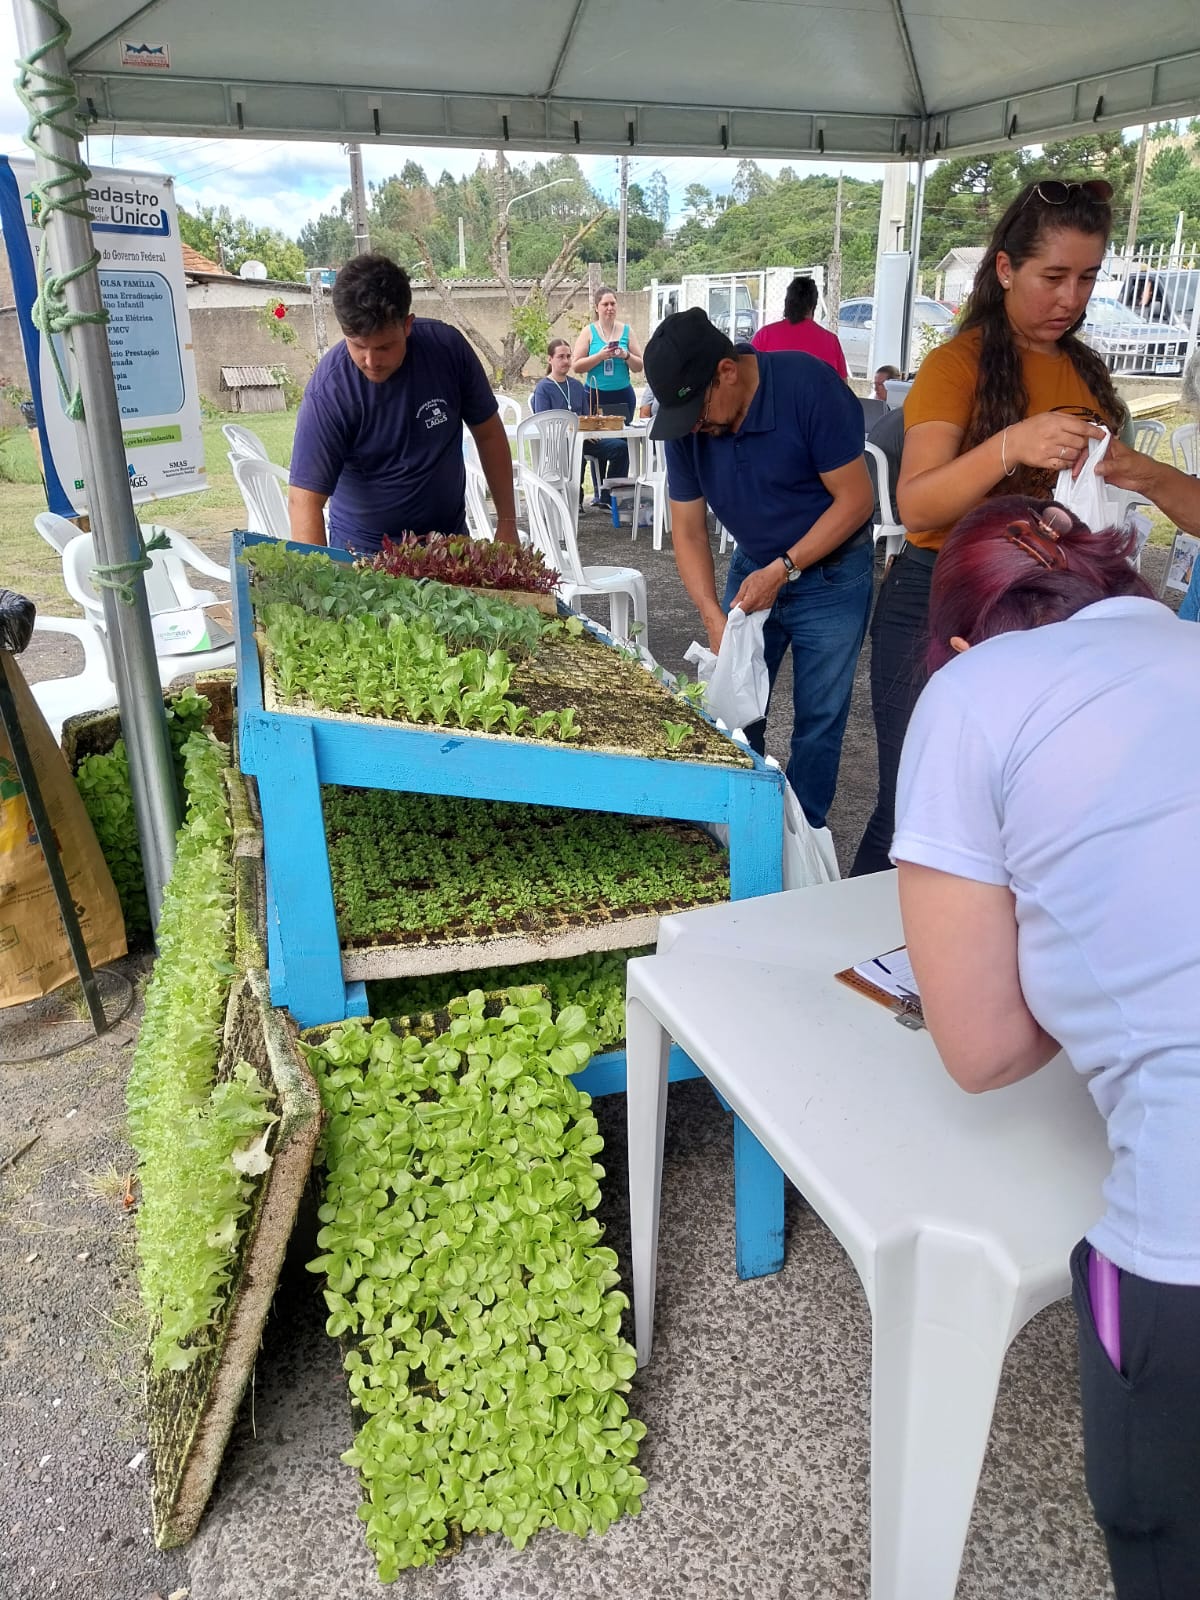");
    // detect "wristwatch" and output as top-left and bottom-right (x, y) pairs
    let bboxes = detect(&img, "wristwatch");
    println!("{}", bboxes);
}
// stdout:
(779, 551), (802, 582)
